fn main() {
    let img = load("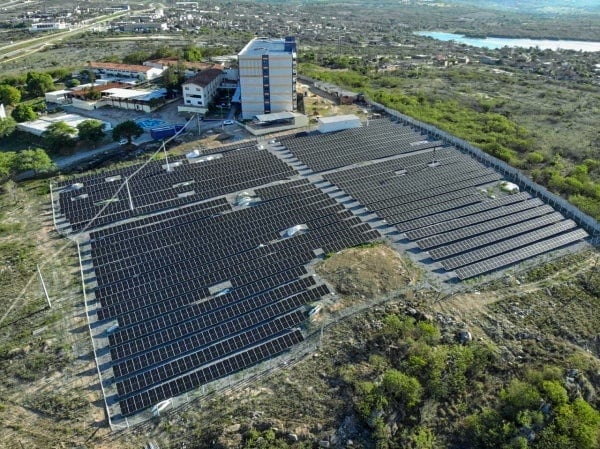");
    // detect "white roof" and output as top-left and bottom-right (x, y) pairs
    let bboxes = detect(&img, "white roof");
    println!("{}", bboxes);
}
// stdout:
(318, 114), (361, 124)
(45, 89), (72, 96)
(103, 87), (166, 101)
(254, 111), (298, 122)
(239, 37), (292, 56)
(16, 113), (112, 136)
